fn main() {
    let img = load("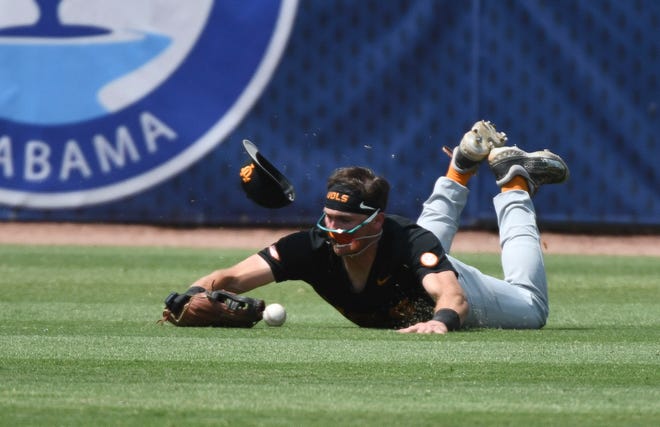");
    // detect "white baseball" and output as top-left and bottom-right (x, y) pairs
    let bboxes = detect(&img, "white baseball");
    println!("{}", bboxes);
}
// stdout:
(263, 303), (286, 326)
